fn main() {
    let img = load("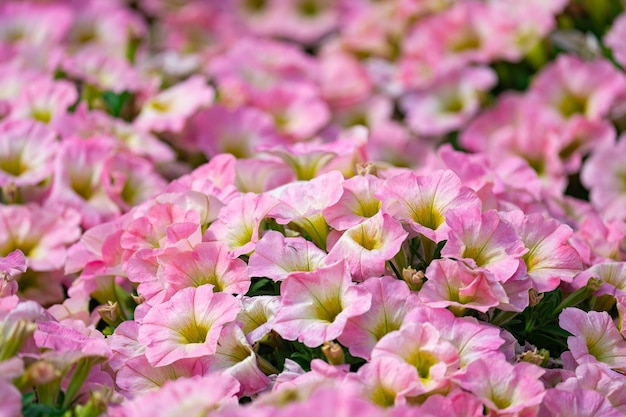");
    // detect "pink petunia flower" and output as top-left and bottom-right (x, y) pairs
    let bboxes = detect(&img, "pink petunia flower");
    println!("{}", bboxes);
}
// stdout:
(442, 208), (527, 282)
(157, 242), (250, 300)
(138, 284), (241, 367)
(559, 308), (626, 371)
(0, 203), (81, 272)
(339, 276), (420, 360)
(605, 12), (626, 68)
(371, 321), (459, 396)
(454, 357), (545, 416)
(205, 192), (278, 257)
(401, 66), (496, 136)
(273, 260), (371, 347)
(376, 169), (481, 243)
(529, 54), (626, 120)
(325, 212), (408, 281)
(420, 258), (507, 313)
(110, 374), (240, 417)
(0, 119), (57, 188)
(135, 75), (214, 133)
(248, 231), (327, 282)
(322, 174), (383, 231)
(540, 388), (624, 417)
(9, 78), (77, 125)
(203, 323), (271, 396)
